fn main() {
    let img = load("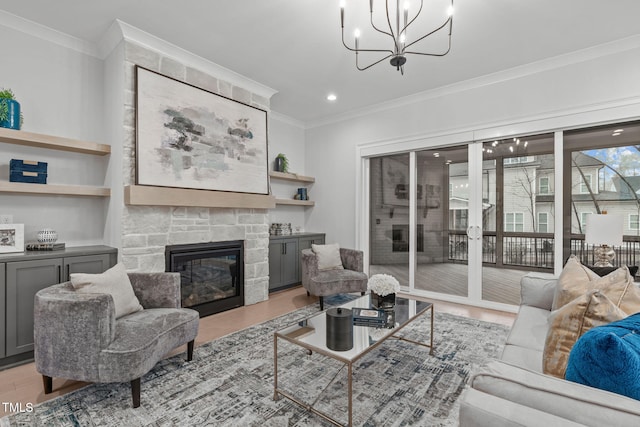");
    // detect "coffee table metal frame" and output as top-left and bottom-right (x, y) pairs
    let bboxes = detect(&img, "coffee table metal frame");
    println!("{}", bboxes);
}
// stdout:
(273, 295), (434, 427)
